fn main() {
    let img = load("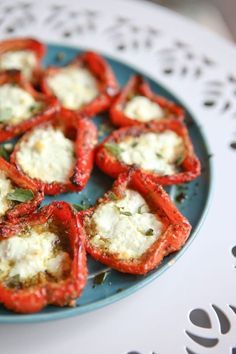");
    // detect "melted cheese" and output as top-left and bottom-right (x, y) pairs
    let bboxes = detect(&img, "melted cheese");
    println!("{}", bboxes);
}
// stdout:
(89, 189), (163, 260)
(118, 131), (185, 175)
(47, 66), (99, 110)
(0, 171), (14, 216)
(0, 50), (37, 79)
(0, 84), (41, 125)
(16, 125), (75, 183)
(124, 95), (164, 122)
(0, 229), (70, 284)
